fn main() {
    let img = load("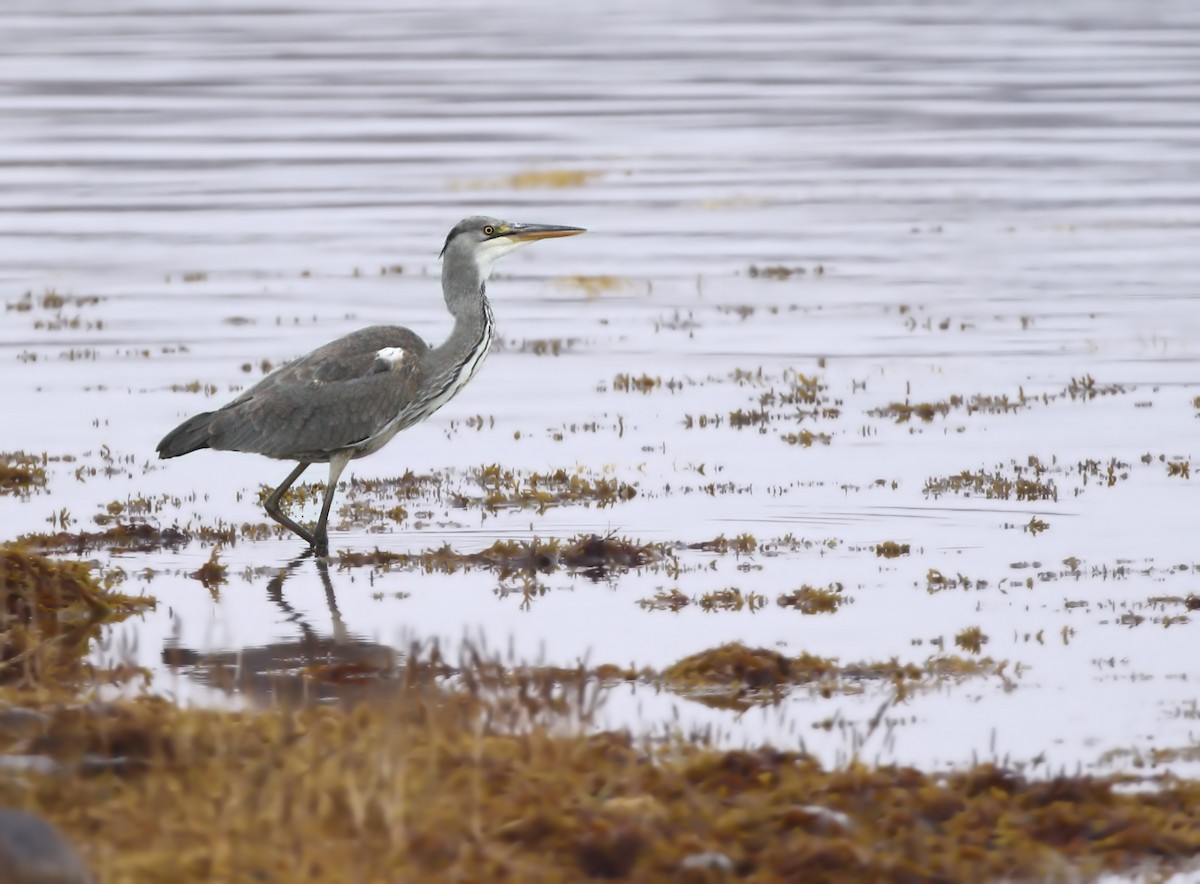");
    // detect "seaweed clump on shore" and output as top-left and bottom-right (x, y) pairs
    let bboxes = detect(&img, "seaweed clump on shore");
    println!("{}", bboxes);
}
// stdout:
(3, 643), (1200, 881)
(0, 544), (154, 683)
